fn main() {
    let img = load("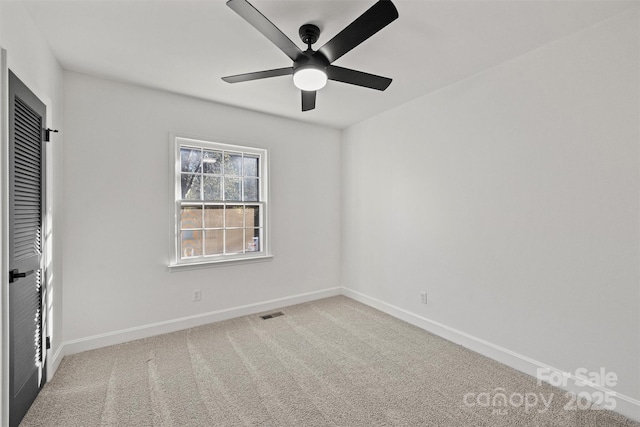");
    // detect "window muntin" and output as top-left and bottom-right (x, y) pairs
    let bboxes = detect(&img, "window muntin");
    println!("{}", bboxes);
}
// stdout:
(172, 137), (268, 266)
